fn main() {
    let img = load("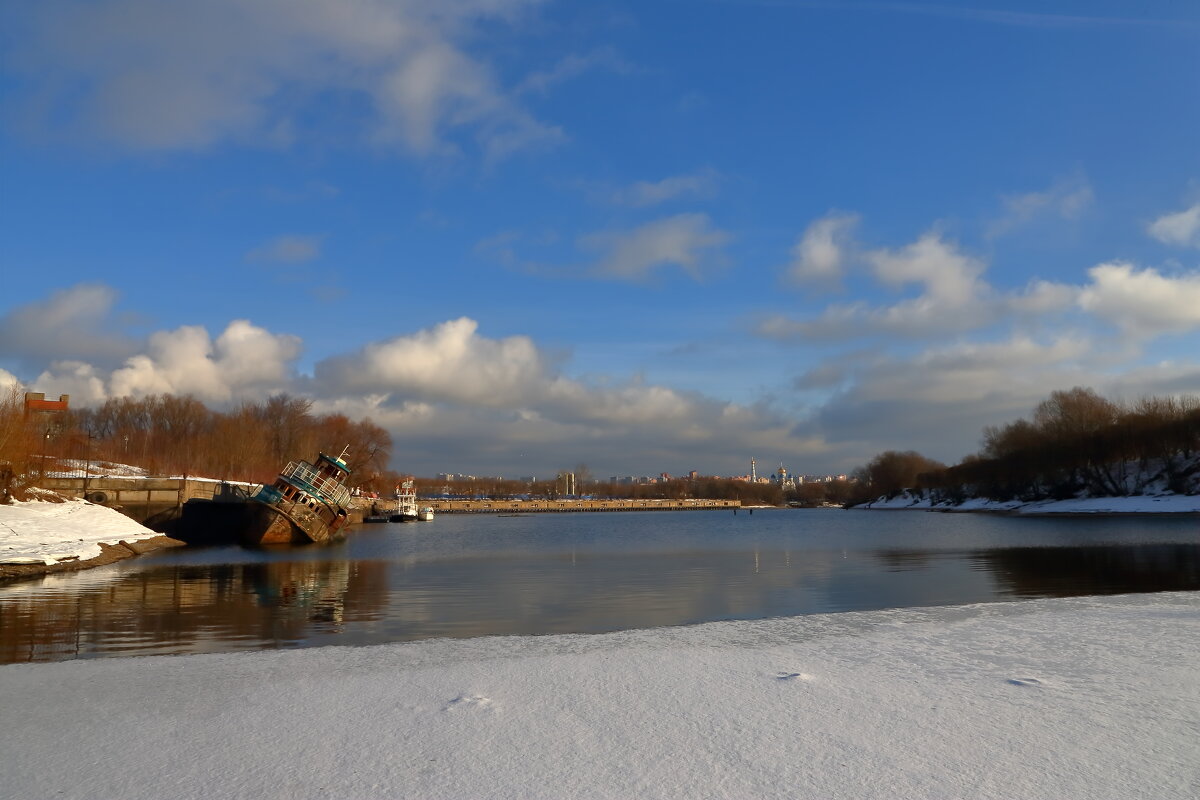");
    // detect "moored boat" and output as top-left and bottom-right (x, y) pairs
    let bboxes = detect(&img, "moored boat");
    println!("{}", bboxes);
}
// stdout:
(391, 478), (418, 522)
(416, 506), (434, 521)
